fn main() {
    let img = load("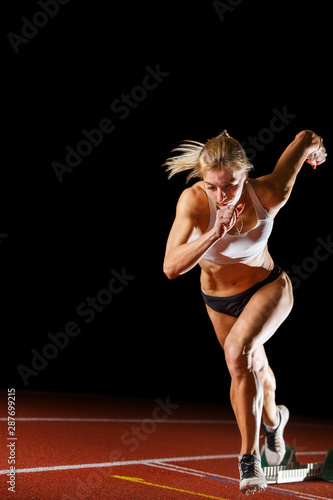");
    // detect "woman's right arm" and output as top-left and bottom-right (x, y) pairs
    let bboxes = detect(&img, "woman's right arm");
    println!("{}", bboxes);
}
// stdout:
(163, 188), (220, 280)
